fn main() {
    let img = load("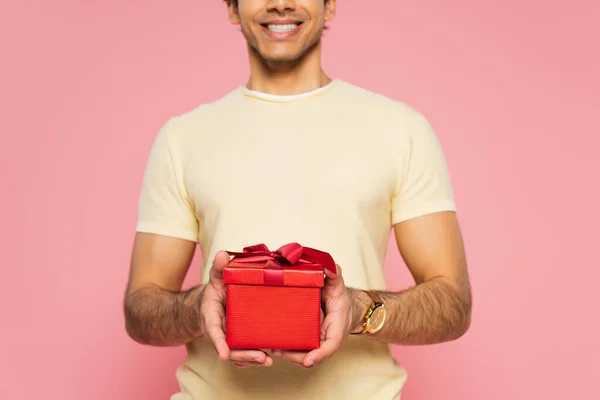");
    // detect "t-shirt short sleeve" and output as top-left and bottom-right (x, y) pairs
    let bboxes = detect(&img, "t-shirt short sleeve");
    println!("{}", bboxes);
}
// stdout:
(391, 110), (457, 225)
(135, 118), (199, 242)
